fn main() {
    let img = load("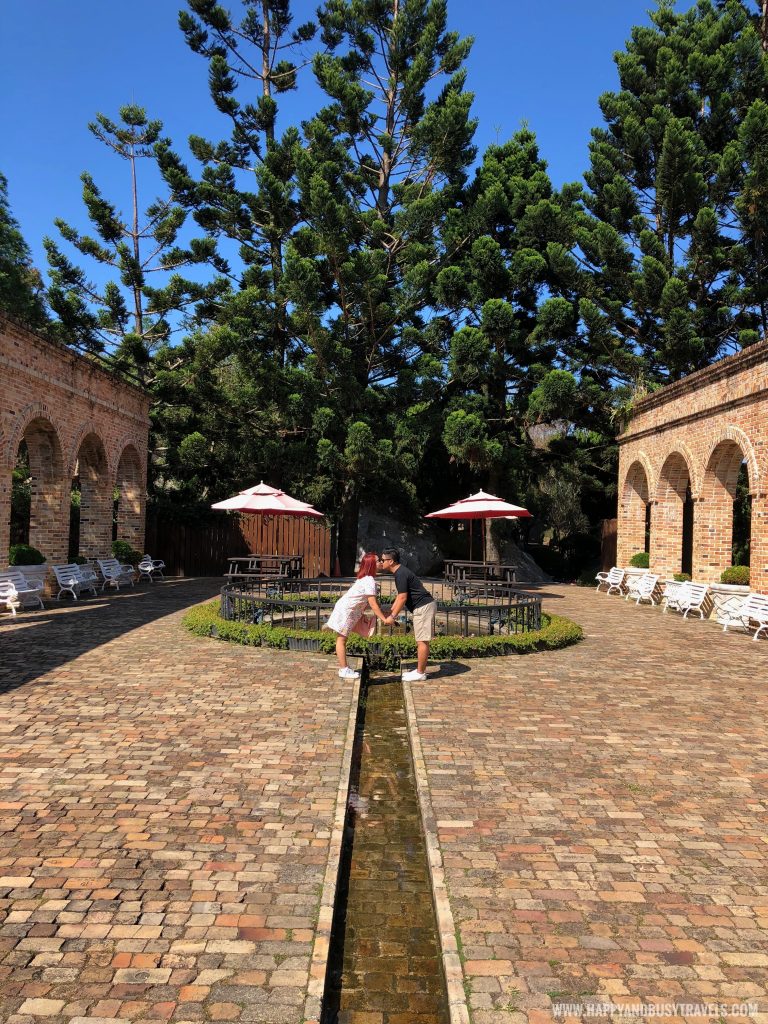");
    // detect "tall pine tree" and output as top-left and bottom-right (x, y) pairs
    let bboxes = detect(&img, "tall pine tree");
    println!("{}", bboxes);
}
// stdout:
(45, 104), (225, 373)
(581, 0), (768, 381)
(284, 0), (476, 570)
(0, 172), (47, 329)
